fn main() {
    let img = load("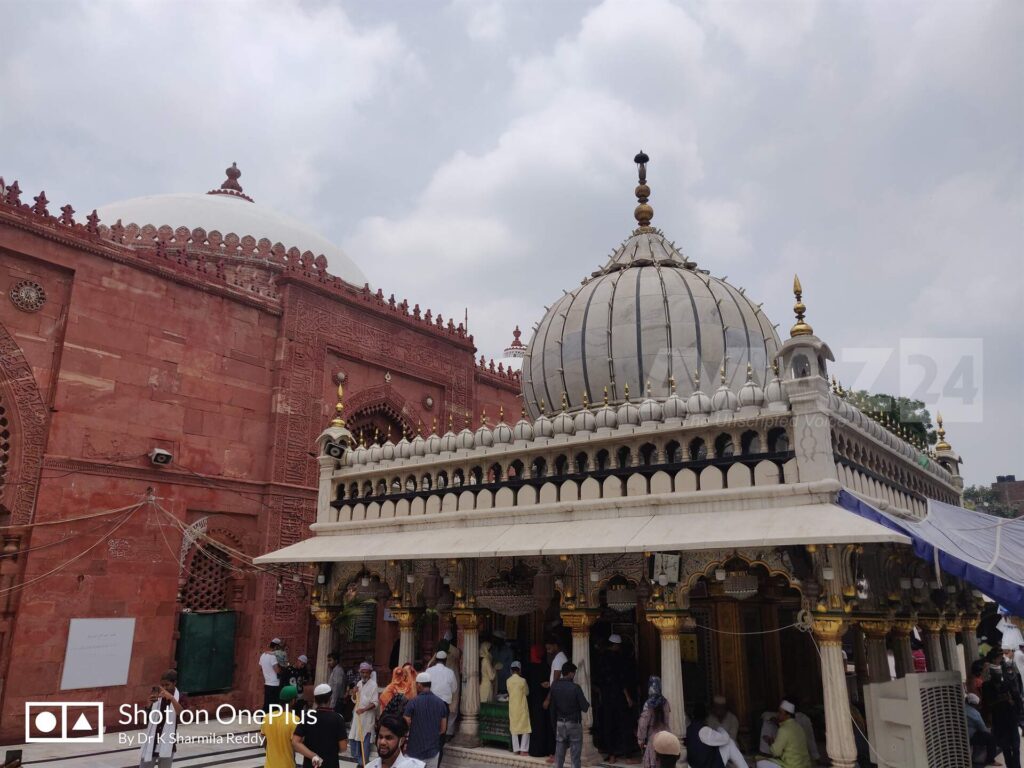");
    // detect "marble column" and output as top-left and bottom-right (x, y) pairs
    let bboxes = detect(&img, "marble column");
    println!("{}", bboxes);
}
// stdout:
(890, 620), (914, 678)
(814, 618), (858, 768)
(392, 607), (421, 666)
(312, 607), (337, 685)
(561, 609), (602, 766)
(648, 611), (689, 761)
(859, 619), (893, 684)
(920, 618), (946, 672)
(453, 609), (481, 747)
(960, 614), (980, 667)
(942, 617), (963, 680)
